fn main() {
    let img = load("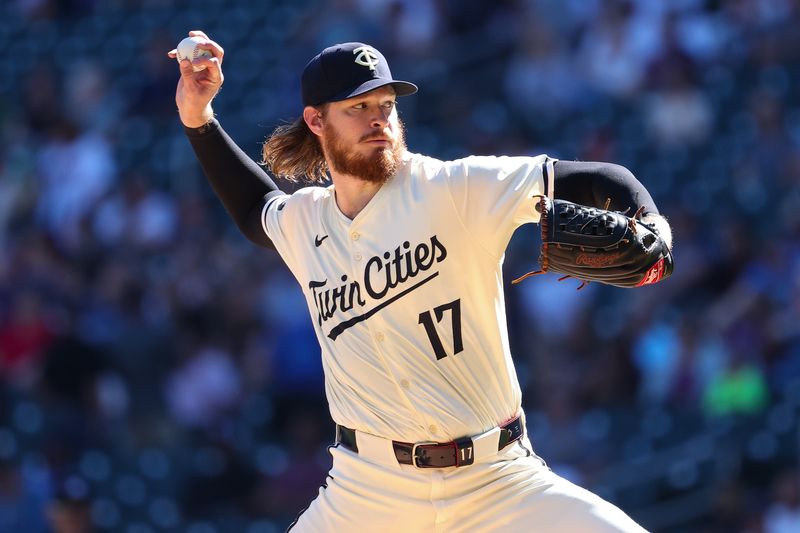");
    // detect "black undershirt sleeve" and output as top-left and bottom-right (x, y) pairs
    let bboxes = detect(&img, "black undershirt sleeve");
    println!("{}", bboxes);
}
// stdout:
(552, 160), (659, 216)
(184, 118), (284, 249)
